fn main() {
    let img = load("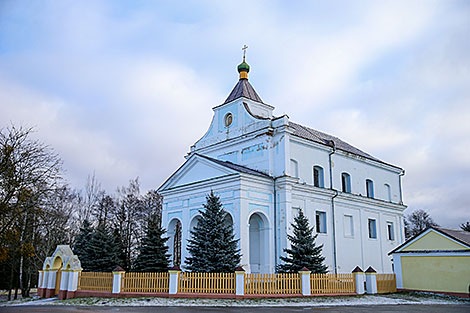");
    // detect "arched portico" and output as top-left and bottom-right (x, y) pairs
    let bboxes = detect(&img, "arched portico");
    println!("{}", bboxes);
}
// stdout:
(248, 212), (270, 273)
